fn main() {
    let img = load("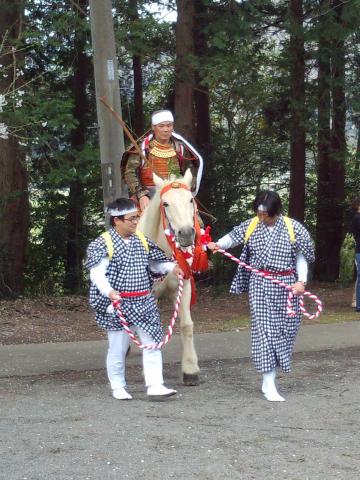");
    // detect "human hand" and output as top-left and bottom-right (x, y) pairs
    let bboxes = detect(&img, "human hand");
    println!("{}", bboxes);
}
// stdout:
(139, 195), (150, 211)
(173, 265), (184, 277)
(207, 241), (220, 252)
(109, 290), (121, 302)
(292, 281), (305, 296)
